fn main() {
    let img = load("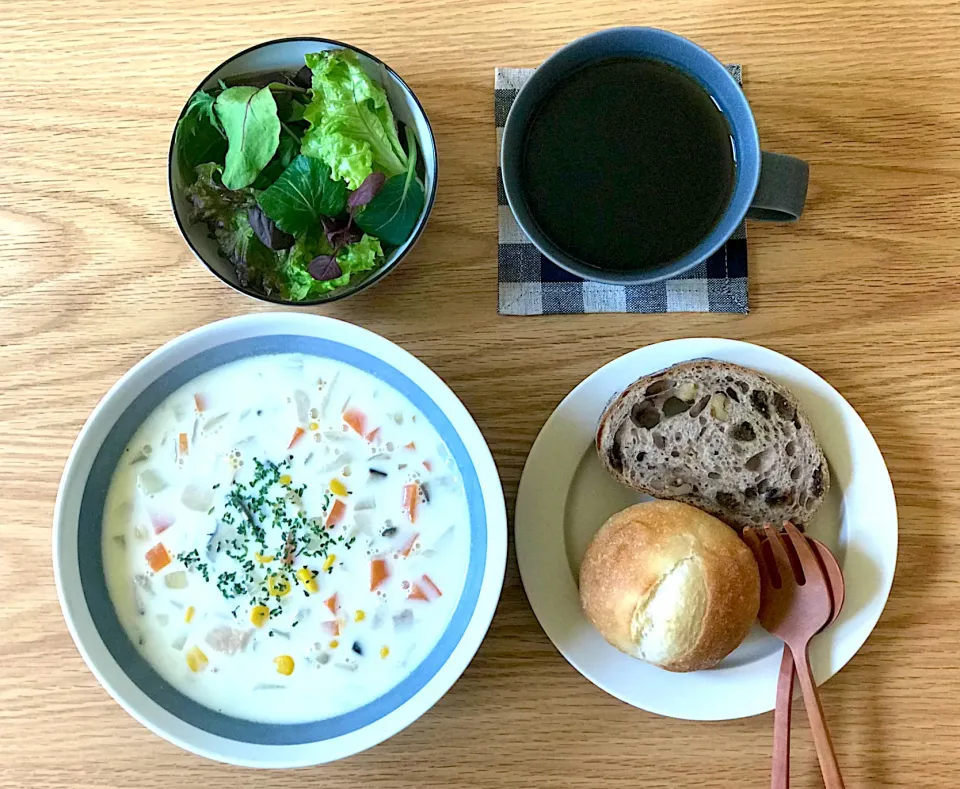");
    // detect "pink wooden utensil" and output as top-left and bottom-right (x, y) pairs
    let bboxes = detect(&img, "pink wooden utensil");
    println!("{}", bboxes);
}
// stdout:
(743, 522), (845, 789)
(744, 528), (845, 789)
